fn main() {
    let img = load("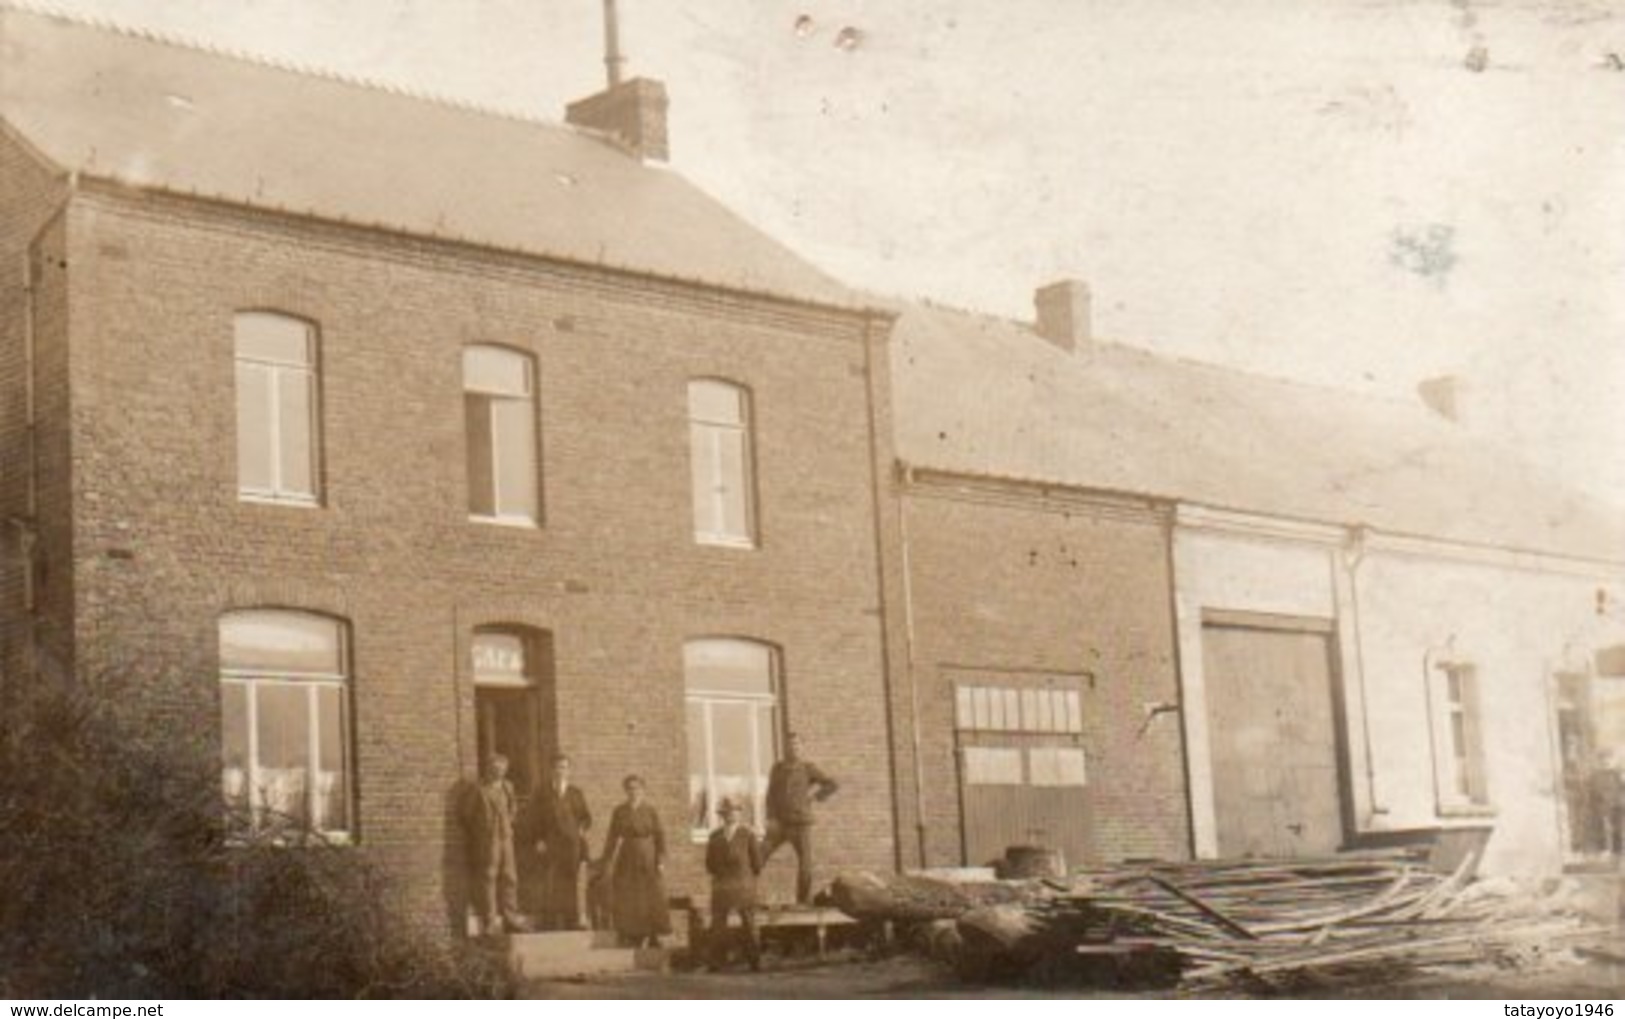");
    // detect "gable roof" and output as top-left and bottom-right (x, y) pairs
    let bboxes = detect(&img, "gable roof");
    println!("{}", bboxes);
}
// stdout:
(891, 302), (1625, 563)
(0, 5), (862, 310)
